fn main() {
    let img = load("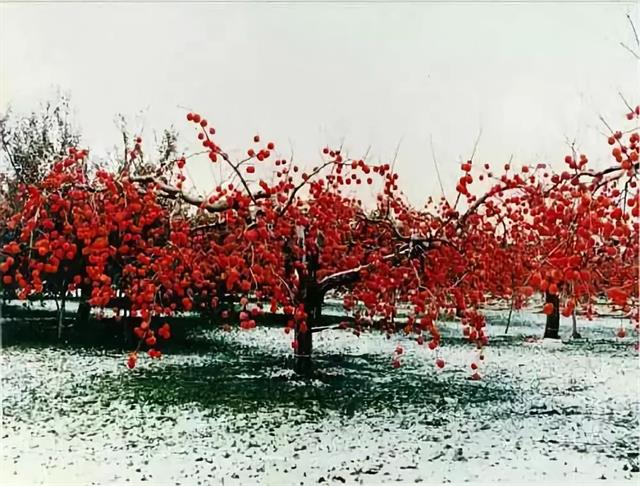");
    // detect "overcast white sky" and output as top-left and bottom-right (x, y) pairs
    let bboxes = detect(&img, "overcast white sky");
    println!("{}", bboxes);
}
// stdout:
(1, 1), (639, 205)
